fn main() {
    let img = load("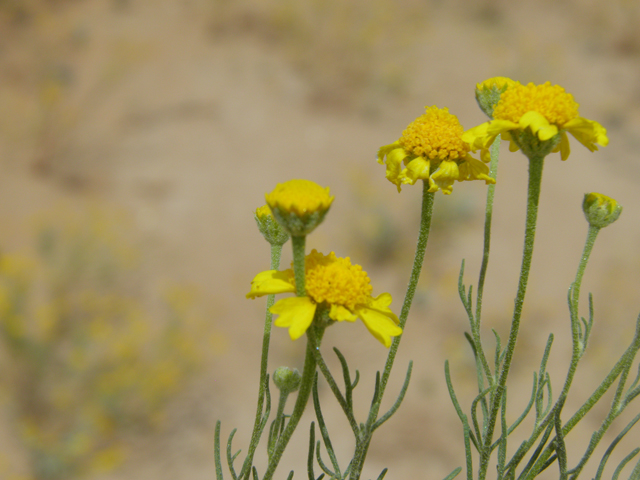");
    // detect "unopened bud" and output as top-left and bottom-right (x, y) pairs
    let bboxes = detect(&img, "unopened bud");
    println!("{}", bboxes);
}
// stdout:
(273, 366), (301, 393)
(582, 192), (622, 228)
(475, 77), (517, 118)
(254, 205), (289, 246)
